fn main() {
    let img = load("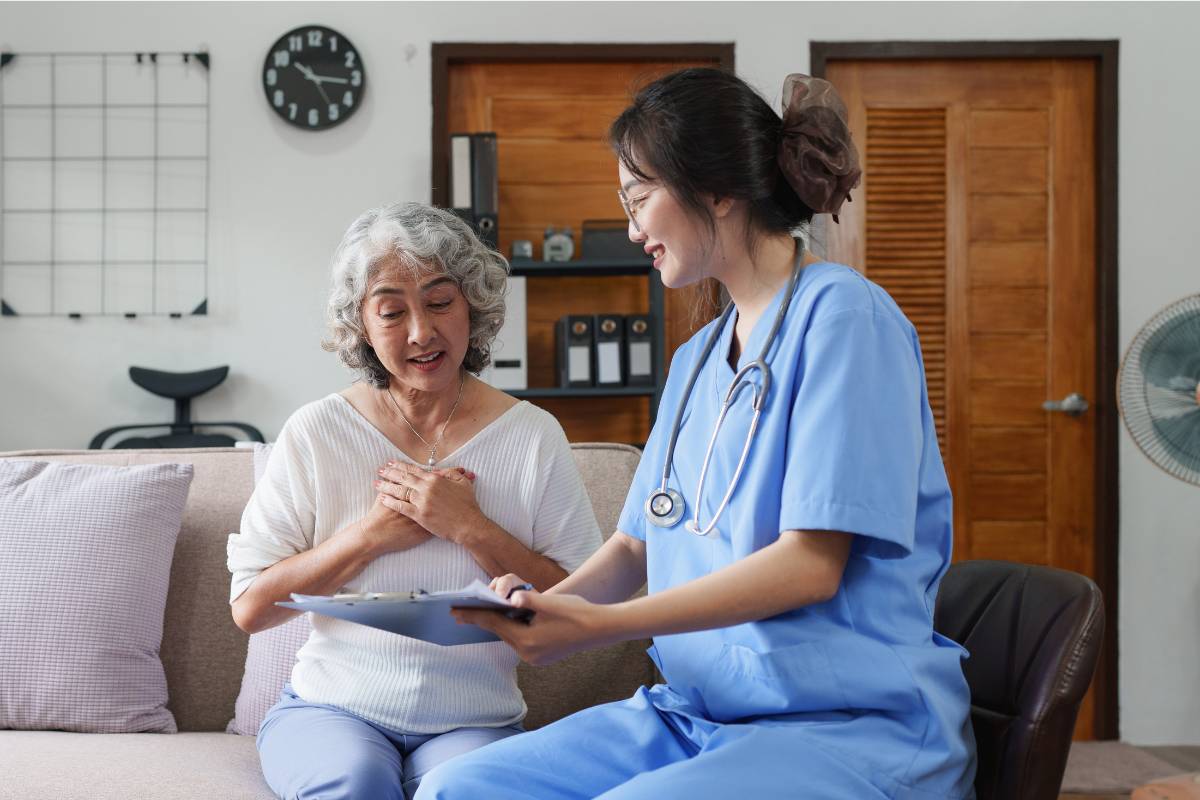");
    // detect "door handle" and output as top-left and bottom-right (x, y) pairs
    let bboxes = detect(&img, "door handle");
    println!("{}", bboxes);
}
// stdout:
(1042, 392), (1090, 416)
